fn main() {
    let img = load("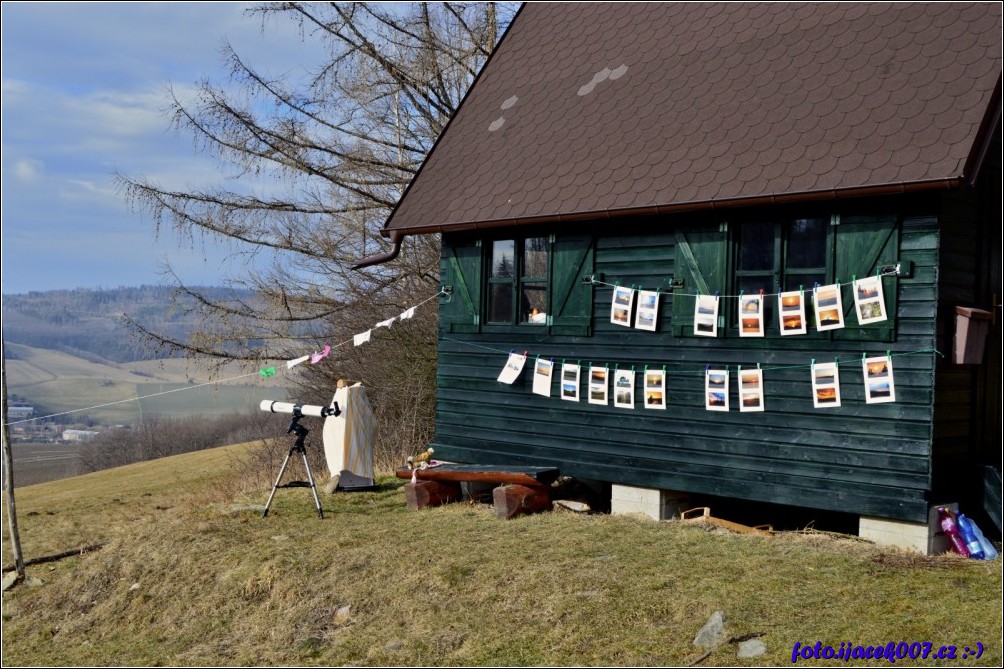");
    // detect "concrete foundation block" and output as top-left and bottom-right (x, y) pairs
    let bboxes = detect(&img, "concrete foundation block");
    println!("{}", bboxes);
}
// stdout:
(611, 484), (688, 521)
(859, 504), (957, 555)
